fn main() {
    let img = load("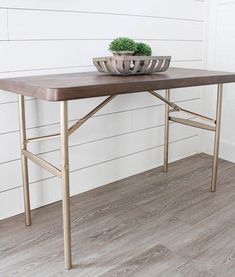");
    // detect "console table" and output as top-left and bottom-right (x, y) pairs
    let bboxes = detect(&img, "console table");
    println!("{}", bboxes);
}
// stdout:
(0, 67), (235, 270)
